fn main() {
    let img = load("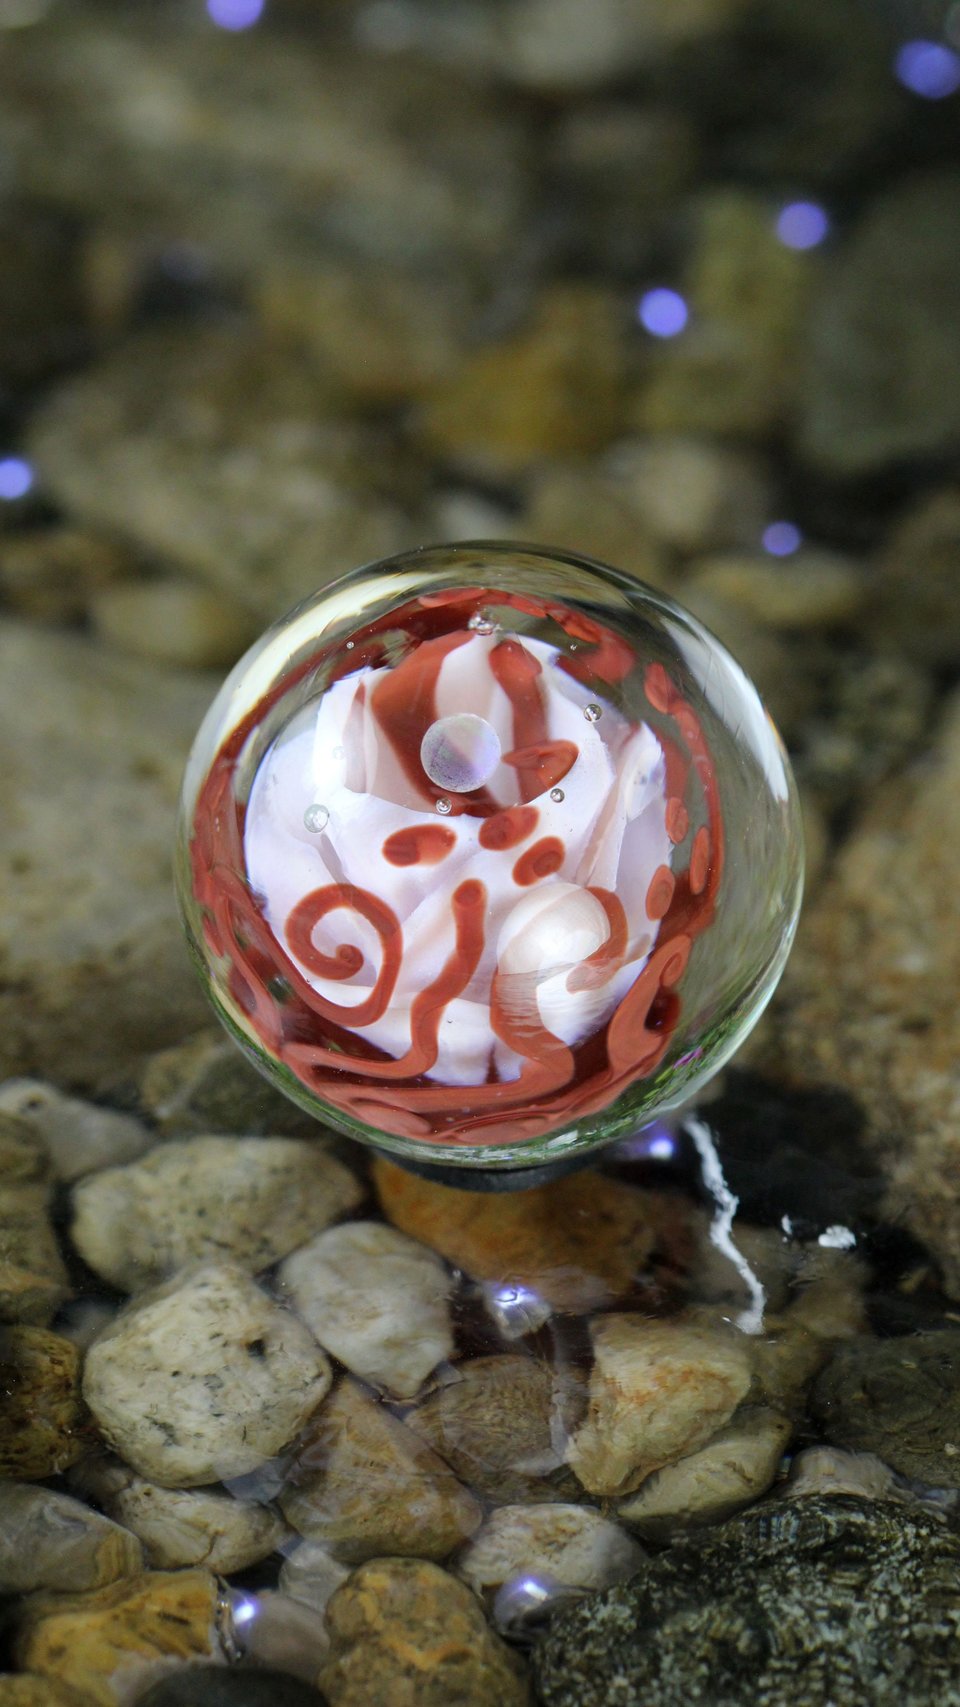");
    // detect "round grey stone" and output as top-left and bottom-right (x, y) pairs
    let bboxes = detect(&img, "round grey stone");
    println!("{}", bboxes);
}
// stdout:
(136, 1666), (327, 1706)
